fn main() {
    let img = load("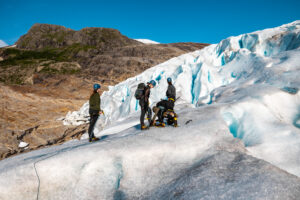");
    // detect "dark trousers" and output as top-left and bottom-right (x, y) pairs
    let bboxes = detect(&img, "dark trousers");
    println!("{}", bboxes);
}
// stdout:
(139, 101), (148, 126)
(157, 109), (164, 123)
(151, 107), (164, 124)
(88, 109), (99, 139)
